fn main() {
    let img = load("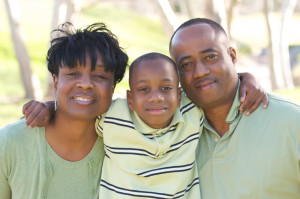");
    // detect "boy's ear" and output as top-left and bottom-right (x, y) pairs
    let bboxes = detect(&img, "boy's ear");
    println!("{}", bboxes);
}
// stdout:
(126, 90), (134, 111)
(177, 87), (182, 107)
